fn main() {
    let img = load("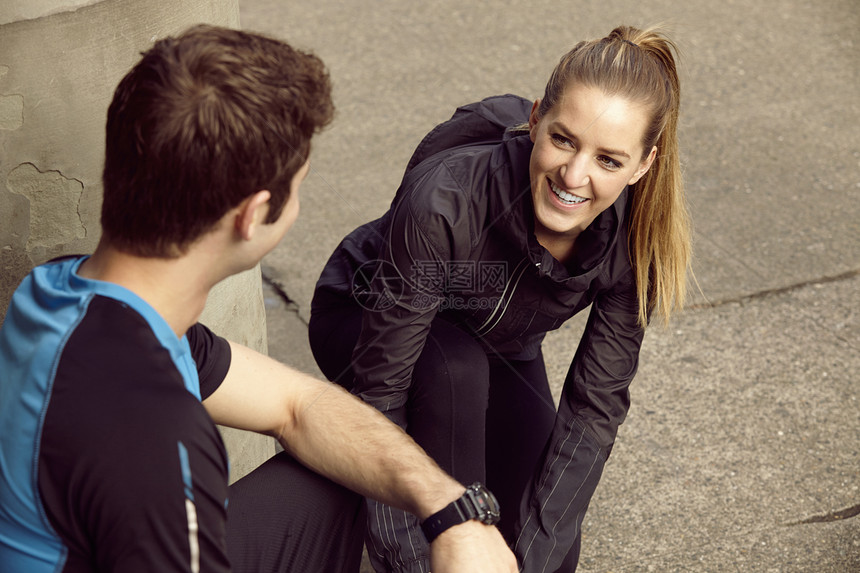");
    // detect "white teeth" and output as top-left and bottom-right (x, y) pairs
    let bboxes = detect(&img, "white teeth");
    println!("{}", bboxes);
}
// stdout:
(550, 182), (587, 205)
